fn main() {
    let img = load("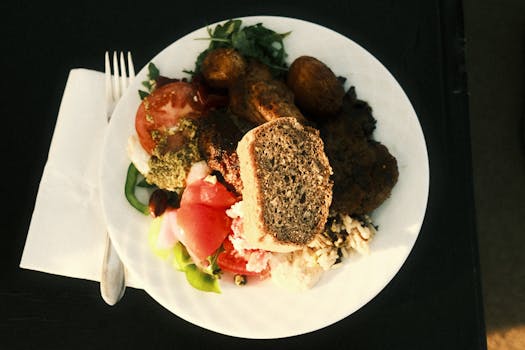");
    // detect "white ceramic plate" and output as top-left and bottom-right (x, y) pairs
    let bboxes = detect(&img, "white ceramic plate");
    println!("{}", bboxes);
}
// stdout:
(100, 16), (429, 339)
